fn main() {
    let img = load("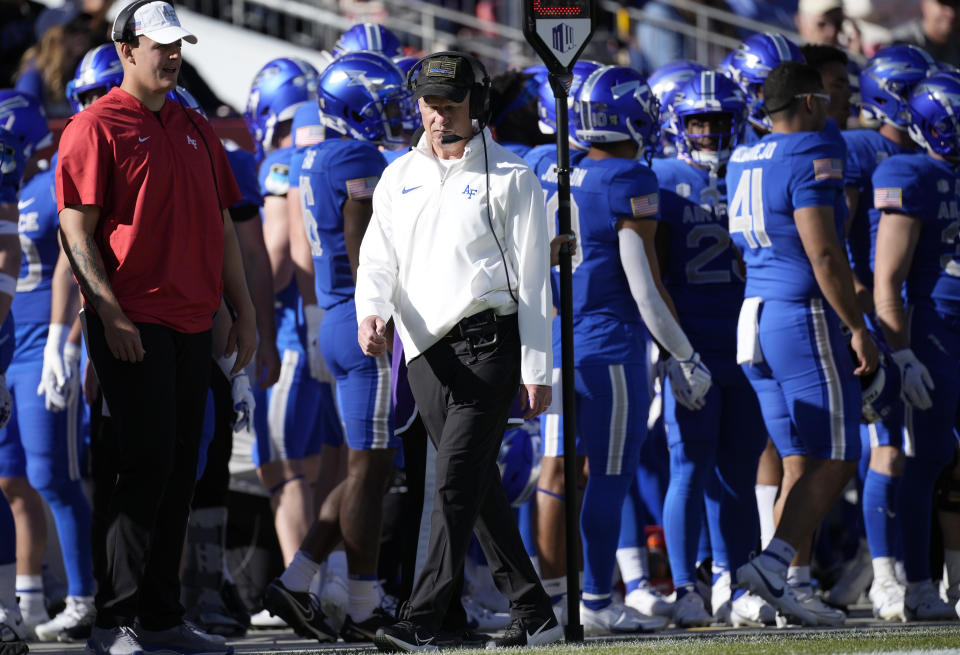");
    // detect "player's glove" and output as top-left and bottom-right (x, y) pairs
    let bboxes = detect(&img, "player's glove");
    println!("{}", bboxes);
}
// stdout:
(37, 323), (72, 411)
(304, 304), (333, 383)
(665, 352), (712, 411)
(0, 373), (10, 430)
(891, 348), (934, 410)
(231, 373), (255, 432)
